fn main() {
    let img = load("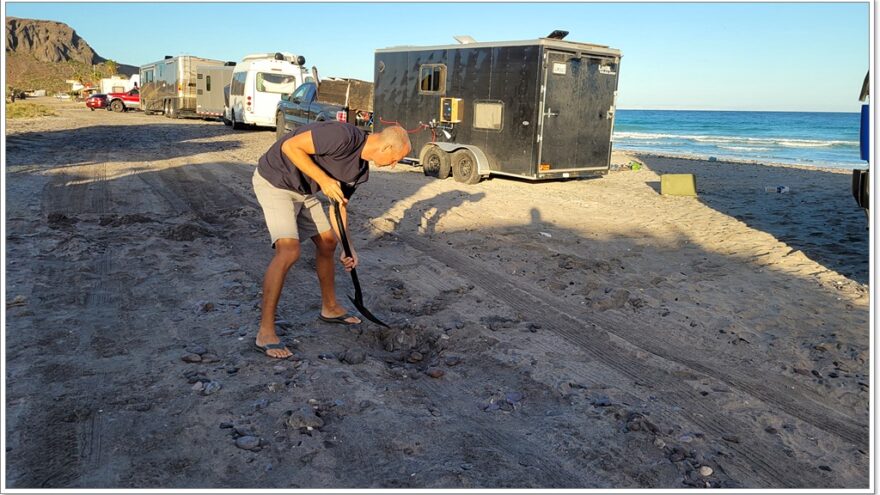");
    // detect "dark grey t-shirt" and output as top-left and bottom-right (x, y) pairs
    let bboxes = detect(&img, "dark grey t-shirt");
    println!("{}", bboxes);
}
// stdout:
(256, 121), (369, 199)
